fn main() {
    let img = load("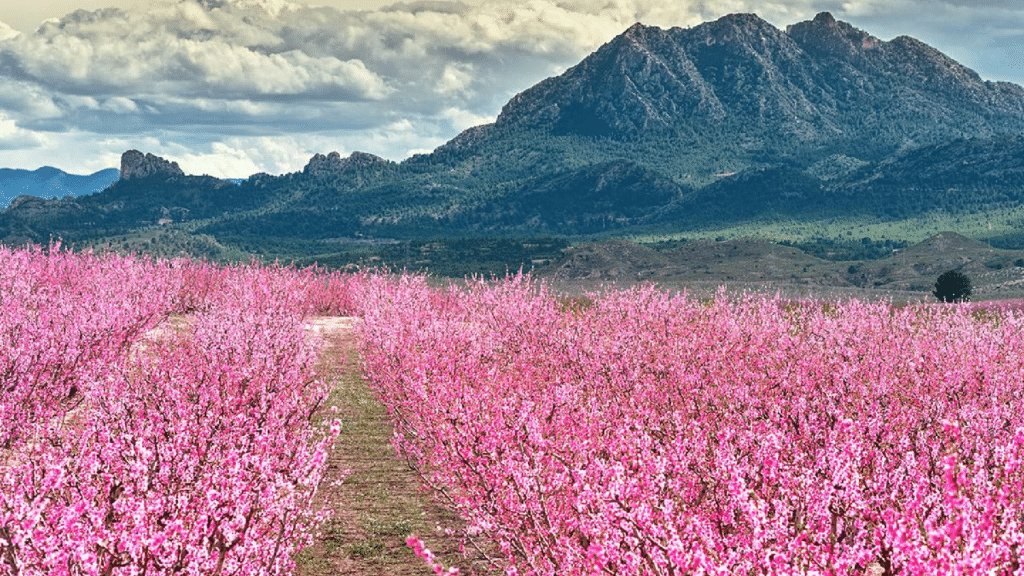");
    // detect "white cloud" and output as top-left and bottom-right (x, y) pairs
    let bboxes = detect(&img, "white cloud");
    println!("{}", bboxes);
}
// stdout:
(5, 24), (388, 100)
(173, 43), (389, 98)
(153, 130), (444, 176)
(59, 95), (102, 111)
(0, 80), (64, 121)
(173, 136), (339, 176)
(0, 21), (20, 42)
(101, 97), (139, 113)
(441, 106), (496, 131)
(435, 63), (475, 96)
(0, 112), (48, 150)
